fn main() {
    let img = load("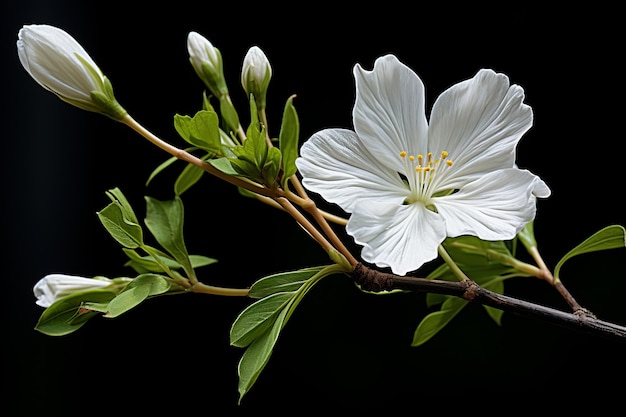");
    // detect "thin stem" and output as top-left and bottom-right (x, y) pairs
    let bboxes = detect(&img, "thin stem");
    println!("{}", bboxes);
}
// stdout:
(259, 107), (273, 148)
(121, 114), (275, 198)
(190, 282), (249, 296)
(274, 197), (337, 255)
(438, 244), (470, 281)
